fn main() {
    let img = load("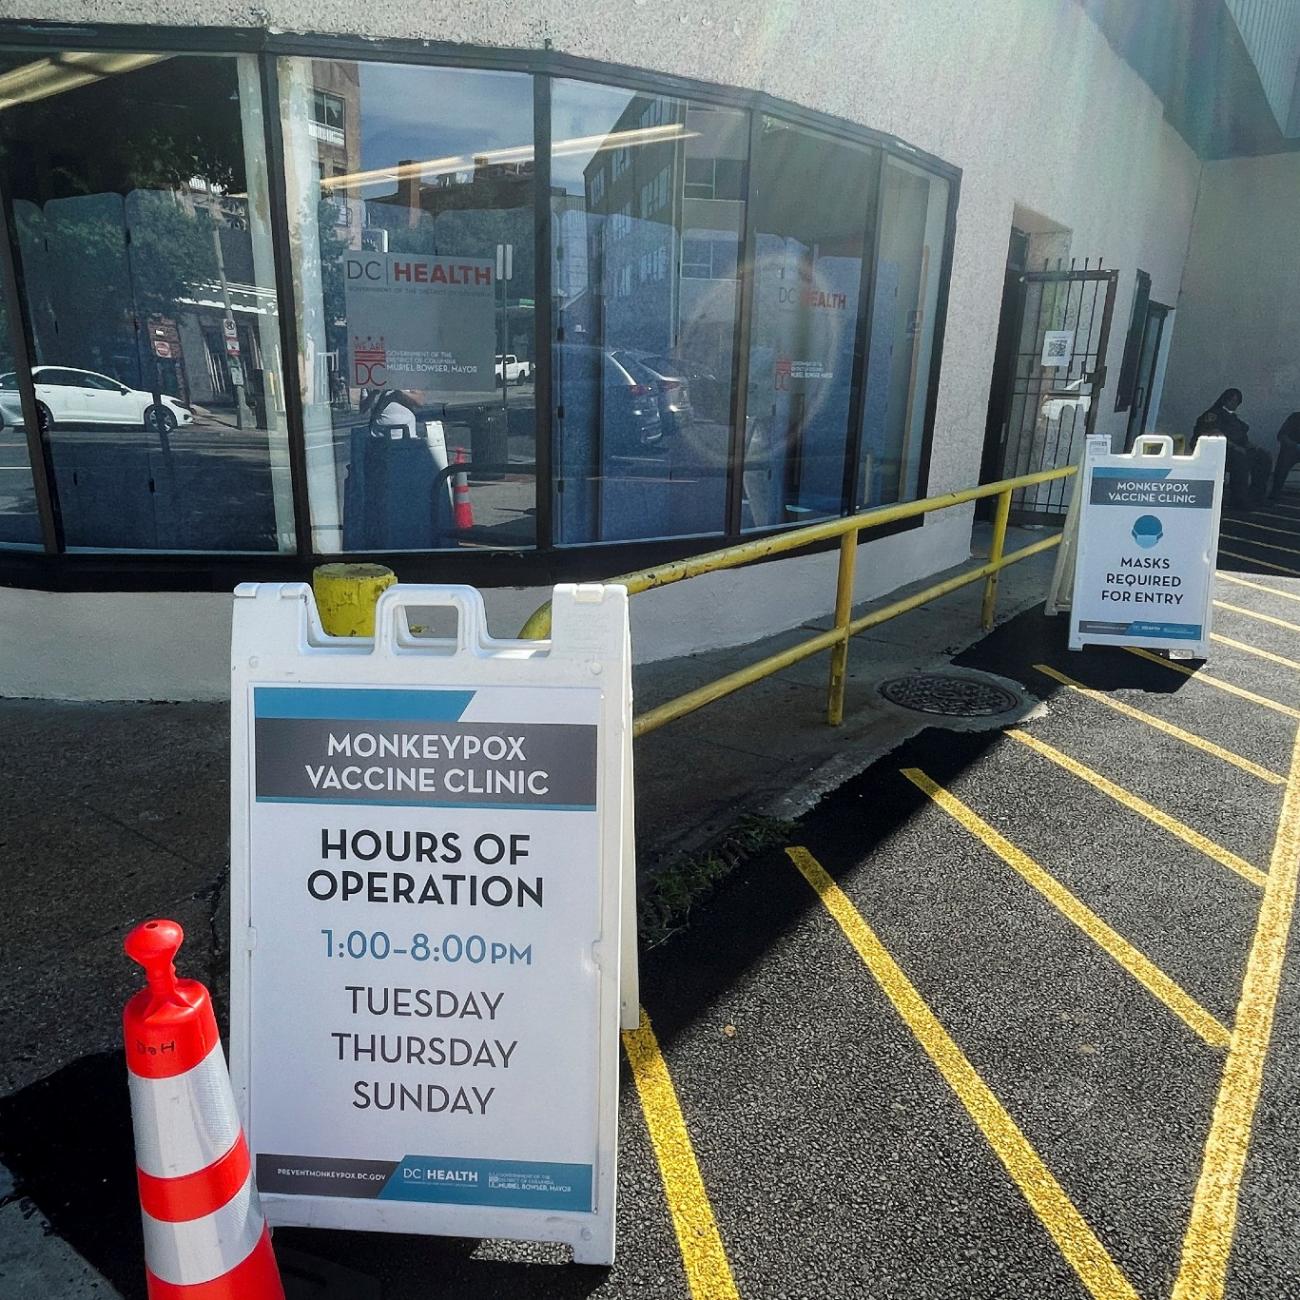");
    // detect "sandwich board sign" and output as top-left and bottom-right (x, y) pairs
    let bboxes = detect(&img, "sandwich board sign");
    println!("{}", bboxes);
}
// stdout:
(229, 582), (631, 1264)
(1070, 433), (1226, 657)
